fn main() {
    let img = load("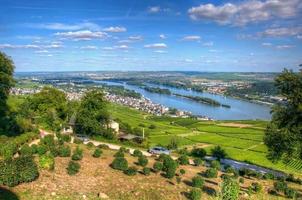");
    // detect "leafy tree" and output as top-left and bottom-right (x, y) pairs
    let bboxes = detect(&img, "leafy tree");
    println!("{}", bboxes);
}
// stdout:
(264, 69), (302, 161)
(92, 148), (102, 158)
(205, 168), (218, 178)
(138, 155), (148, 167)
(162, 156), (178, 179)
(124, 166), (137, 176)
(221, 177), (240, 200)
(142, 167), (151, 175)
(67, 161), (80, 175)
(188, 188), (202, 200)
(153, 161), (163, 173)
(191, 148), (206, 159)
(192, 176), (205, 188)
(178, 155), (189, 165)
(211, 146), (227, 161)
(111, 157), (128, 171)
(74, 90), (109, 136)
